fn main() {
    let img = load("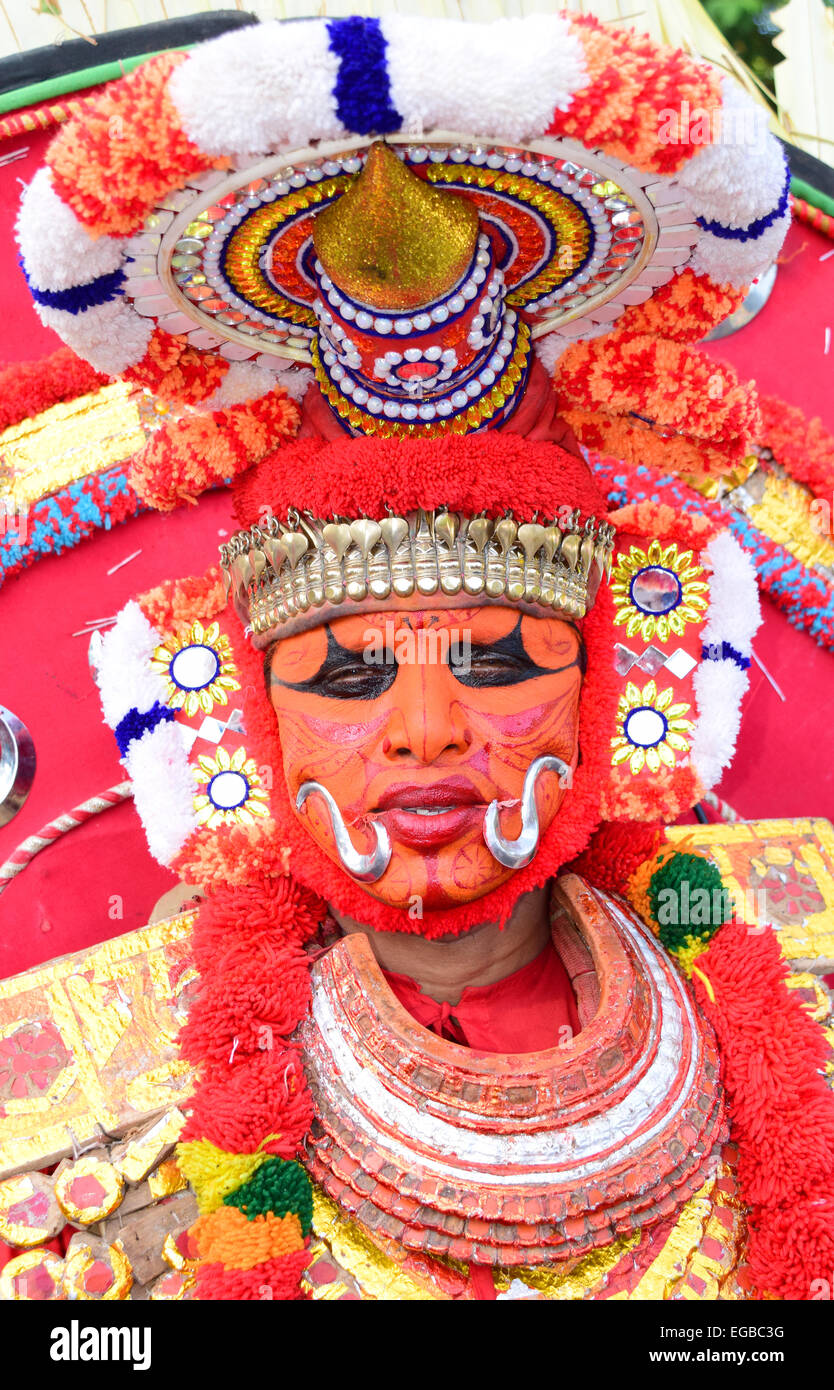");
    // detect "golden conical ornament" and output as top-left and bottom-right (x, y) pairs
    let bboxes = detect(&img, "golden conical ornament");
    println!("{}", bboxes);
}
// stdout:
(313, 141), (479, 312)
